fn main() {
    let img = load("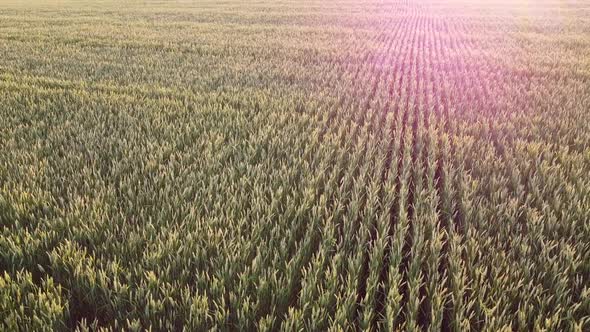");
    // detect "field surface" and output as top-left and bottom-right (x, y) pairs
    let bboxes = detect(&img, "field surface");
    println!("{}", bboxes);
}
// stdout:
(1, 0), (590, 331)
